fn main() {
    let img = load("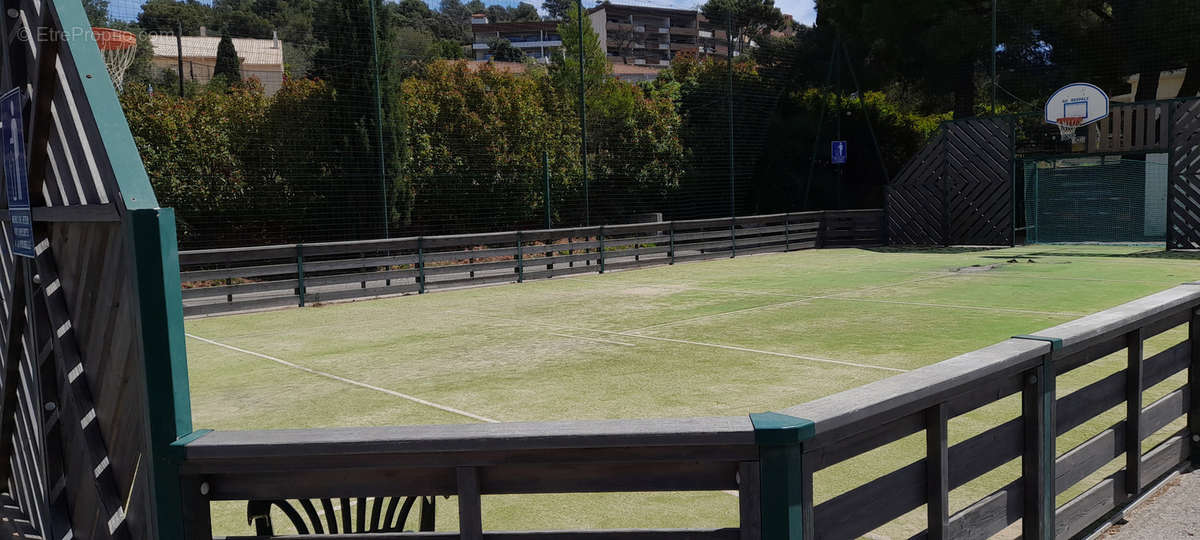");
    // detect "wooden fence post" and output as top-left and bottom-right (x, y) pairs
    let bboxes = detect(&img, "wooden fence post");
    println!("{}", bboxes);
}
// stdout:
(516, 231), (524, 283)
(1125, 329), (1143, 494)
(296, 243), (306, 307)
(668, 221), (676, 265)
(1189, 307), (1199, 466)
(599, 226), (606, 274)
(417, 237), (426, 294)
(751, 412), (815, 539)
(784, 213), (790, 252)
(926, 404), (949, 539)
(1013, 335), (1061, 540)
(457, 467), (483, 540)
(731, 216), (737, 258)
